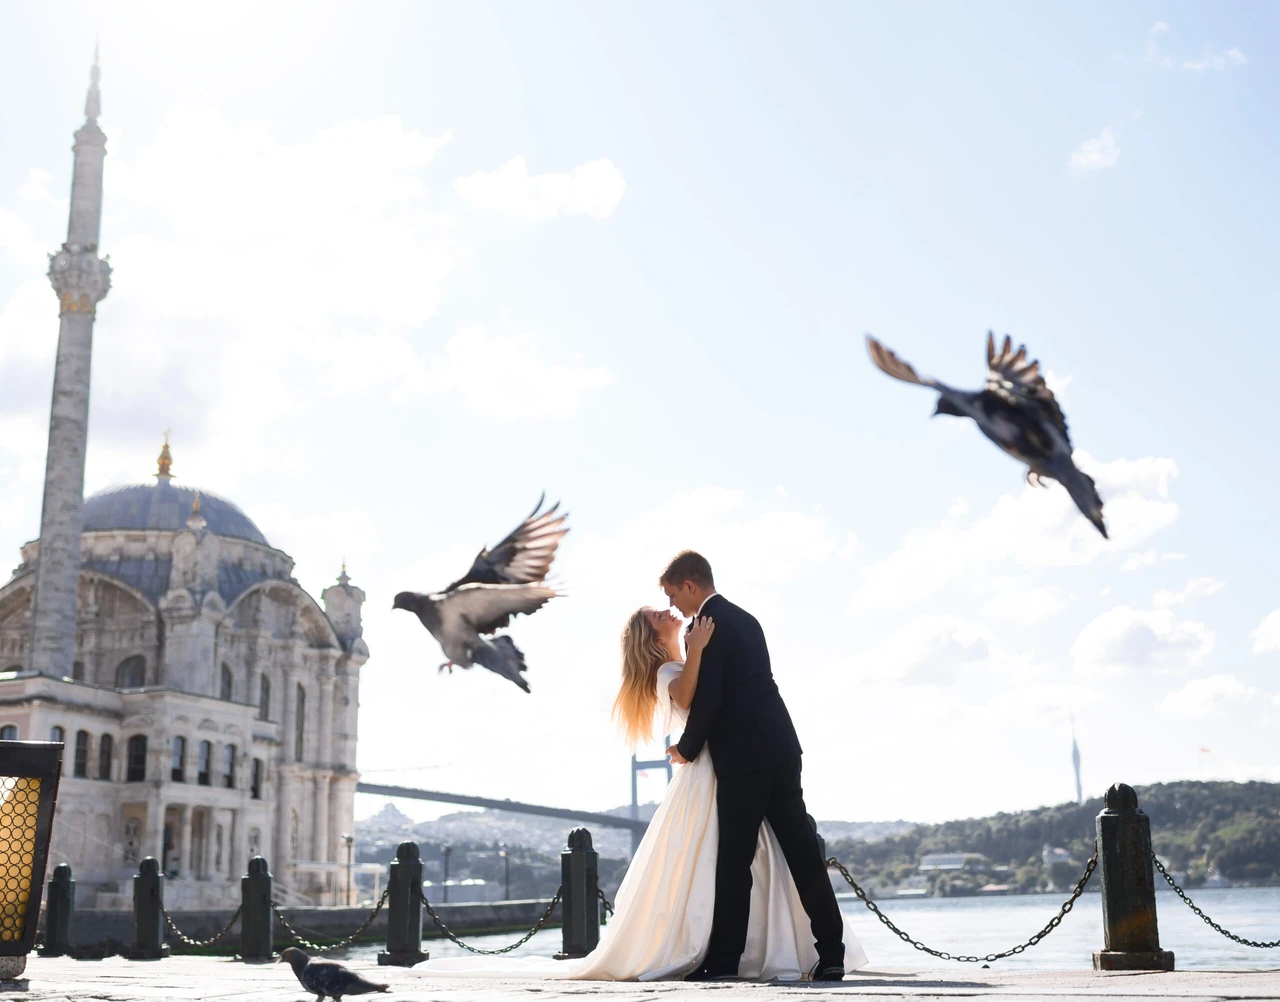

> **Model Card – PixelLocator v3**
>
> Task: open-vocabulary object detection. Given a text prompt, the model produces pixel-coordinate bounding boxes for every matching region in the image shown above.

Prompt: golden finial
[338,558,350,586]
[191,490,201,514]
[156,430,173,480]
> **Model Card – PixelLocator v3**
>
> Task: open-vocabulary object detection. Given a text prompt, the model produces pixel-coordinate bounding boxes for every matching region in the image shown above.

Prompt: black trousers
[705,755,844,972]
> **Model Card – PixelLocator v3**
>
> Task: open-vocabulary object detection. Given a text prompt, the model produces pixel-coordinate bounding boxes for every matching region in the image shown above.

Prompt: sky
[1,1,1277,828]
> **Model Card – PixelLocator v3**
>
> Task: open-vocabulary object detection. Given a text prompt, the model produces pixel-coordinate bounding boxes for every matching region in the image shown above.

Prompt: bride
[415,607,868,981]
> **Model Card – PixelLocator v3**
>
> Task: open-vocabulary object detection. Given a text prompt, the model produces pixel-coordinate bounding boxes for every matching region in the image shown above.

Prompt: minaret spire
[29,49,113,676]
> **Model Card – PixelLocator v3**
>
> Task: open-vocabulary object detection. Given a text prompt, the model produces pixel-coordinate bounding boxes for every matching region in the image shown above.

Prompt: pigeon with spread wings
[393,496,568,692]
[866,333,1107,538]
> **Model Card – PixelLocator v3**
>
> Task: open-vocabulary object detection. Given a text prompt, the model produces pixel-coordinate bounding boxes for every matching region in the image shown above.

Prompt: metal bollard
[378,842,428,967]
[240,856,274,960]
[38,863,74,957]
[554,828,599,960]
[1093,783,1175,971]
[129,856,170,959]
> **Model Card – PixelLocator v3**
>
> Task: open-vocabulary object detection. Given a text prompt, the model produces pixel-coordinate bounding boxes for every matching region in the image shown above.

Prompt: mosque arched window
[220,663,234,701]
[171,736,187,782]
[74,730,90,777]
[197,741,212,786]
[72,661,85,681]
[126,735,147,782]
[223,745,236,788]
[294,684,306,762]
[98,734,114,780]
[259,674,271,720]
[115,655,145,688]
[0,725,16,740]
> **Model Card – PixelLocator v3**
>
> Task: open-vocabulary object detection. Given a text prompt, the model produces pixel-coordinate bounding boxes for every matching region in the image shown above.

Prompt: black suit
[676,595,844,973]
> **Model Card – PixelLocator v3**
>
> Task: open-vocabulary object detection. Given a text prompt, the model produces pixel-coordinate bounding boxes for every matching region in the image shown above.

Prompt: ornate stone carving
[47,244,111,314]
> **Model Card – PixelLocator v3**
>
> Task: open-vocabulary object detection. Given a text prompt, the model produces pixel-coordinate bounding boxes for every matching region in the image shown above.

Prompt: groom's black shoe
[808,960,845,982]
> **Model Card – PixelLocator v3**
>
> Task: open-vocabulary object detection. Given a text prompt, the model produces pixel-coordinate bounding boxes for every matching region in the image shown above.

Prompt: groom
[661,550,845,982]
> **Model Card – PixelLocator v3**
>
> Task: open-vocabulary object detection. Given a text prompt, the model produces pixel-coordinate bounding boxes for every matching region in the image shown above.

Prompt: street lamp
[498,843,510,900]
[341,833,354,906]
[442,844,452,904]
[0,739,64,981]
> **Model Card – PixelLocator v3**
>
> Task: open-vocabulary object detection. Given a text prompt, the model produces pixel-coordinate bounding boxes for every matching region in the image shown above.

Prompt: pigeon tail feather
[473,634,532,693]
[1055,463,1108,539]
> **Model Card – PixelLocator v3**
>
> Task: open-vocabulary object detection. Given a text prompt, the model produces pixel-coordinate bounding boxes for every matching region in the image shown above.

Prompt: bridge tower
[630,736,672,854]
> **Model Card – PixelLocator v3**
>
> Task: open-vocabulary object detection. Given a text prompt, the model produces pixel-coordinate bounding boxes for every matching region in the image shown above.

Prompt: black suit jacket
[675,594,802,777]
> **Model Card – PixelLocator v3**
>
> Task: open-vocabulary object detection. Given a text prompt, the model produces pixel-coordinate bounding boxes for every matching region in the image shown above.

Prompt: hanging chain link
[825,845,1098,964]
[160,904,242,949]
[271,887,389,953]
[597,887,614,922]
[1151,853,1280,949]
[419,885,562,955]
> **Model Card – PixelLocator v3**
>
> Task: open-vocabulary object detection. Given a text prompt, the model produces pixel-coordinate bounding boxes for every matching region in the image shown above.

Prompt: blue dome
[83,480,270,546]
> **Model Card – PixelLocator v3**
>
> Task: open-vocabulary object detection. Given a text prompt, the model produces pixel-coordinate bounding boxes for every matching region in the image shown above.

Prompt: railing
[35,782,1277,971]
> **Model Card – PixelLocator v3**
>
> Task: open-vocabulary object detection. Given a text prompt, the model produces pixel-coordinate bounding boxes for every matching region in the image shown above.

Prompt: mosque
[0,54,367,908]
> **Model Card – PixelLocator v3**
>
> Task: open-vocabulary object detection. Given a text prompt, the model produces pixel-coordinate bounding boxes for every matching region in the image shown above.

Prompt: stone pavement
[7,957,1280,1001]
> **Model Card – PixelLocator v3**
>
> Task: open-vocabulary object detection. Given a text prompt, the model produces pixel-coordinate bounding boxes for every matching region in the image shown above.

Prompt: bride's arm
[669,617,715,710]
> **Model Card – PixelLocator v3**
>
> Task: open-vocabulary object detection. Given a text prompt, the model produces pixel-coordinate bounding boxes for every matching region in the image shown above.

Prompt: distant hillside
[826,781,1280,896]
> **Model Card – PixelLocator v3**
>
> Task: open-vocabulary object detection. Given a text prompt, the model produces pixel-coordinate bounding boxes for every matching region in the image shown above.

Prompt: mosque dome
[80,436,270,546]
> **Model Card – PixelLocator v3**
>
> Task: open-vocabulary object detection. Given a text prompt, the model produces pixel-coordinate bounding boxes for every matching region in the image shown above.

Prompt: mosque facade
[0,55,366,908]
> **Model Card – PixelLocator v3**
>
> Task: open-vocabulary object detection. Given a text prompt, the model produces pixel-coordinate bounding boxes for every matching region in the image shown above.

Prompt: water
[343,886,1280,971]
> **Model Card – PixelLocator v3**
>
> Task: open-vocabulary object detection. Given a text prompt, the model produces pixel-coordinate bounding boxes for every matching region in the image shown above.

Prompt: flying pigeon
[393,495,568,692]
[866,332,1107,538]
[279,947,389,1001]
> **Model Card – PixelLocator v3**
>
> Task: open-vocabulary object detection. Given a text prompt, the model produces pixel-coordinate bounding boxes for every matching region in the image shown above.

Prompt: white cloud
[1153,577,1225,608]
[1159,674,1255,717]
[1151,22,1170,35]
[1184,48,1249,72]
[848,454,1178,616]
[424,326,613,420]
[981,586,1067,625]
[1070,128,1120,172]
[860,615,996,685]
[455,156,626,221]
[1072,605,1213,678]
[1251,610,1280,655]
[1120,550,1185,572]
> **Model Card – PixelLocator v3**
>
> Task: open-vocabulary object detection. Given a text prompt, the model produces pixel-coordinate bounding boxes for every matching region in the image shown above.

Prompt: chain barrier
[1151,853,1280,949]
[419,885,563,955]
[271,887,389,953]
[160,903,242,949]
[598,887,614,923]
[825,845,1098,964]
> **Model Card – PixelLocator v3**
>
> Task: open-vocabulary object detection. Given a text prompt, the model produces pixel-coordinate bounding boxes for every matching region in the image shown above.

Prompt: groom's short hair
[660,550,715,590]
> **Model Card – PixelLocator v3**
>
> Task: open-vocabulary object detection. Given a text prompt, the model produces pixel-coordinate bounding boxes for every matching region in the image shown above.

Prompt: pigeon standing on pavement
[393,495,568,692]
[866,332,1108,538]
[279,947,389,1001]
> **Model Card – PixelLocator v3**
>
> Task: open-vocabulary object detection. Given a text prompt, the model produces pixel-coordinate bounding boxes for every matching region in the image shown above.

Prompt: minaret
[1071,716,1083,806]
[29,48,113,676]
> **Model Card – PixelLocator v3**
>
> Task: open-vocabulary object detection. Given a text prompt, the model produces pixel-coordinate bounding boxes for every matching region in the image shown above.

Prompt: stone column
[29,57,112,678]
[179,806,193,878]
[144,791,165,862]
[312,773,330,864]
[317,673,334,767]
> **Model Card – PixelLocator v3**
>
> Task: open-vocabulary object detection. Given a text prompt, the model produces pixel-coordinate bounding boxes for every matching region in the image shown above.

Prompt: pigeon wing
[439,583,558,637]
[984,332,1072,446]
[445,495,569,591]
[866,335,943,389]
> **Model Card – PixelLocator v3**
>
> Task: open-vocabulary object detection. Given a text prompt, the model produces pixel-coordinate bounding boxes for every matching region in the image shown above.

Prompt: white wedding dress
[413,662,868,982]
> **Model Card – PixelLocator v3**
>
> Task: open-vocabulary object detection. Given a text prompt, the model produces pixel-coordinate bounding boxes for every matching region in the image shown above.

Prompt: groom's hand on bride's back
[667,745,689,765]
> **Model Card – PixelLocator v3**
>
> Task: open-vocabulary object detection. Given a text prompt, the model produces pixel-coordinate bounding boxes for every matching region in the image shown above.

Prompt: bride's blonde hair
[613,609,669,747]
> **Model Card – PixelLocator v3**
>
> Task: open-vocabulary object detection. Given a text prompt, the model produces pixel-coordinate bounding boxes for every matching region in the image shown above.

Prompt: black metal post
[378,842,428,967]
[499,845,511,899]
[38,863,74,957]
[240,856,274,960]
[342,834,354,907]
[442,844,451,904]
[129,856,169,959]
[1093,783,1175,971]
[554,828,599,960]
